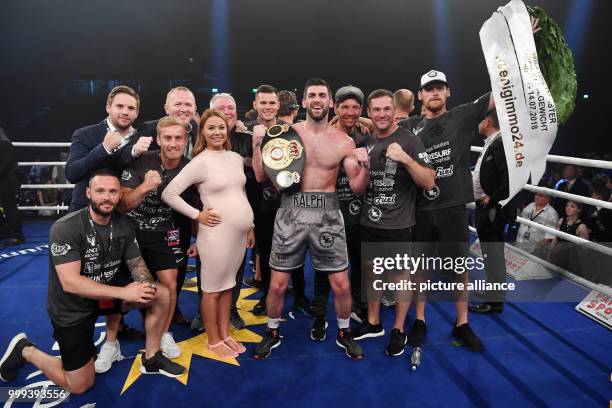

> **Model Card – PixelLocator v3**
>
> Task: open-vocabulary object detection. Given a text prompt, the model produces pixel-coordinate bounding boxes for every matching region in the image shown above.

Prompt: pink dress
[162,149,253,292]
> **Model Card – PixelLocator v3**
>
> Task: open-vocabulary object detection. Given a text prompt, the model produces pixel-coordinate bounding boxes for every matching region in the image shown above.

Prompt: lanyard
[87,208,114,265]
[530,207,545,222]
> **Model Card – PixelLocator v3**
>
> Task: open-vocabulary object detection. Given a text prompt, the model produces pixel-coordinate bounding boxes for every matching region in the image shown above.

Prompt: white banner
[470,240,554,280]
[575,290,612,330]
[480,0,558,206]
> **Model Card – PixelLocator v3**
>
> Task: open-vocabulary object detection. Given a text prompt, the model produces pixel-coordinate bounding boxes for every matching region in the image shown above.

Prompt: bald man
[393,89,415,124]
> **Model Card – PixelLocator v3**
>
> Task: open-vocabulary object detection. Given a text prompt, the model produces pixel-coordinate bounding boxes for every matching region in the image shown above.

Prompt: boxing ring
[1,141,610,407]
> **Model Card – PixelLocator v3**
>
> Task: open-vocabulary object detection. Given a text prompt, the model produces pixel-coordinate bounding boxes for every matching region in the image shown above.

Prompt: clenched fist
[252,124,267,148]
[132,136,153,157]
[353,147,370,169]
[103,130,123,152]
[142,170,162,192]
[386,143,408,163]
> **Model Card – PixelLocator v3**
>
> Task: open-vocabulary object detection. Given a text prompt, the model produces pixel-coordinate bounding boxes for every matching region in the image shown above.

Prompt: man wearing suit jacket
[134,86,198,159]
[65,86,152,373]
[470,110,516,314]
[66,86,152,211]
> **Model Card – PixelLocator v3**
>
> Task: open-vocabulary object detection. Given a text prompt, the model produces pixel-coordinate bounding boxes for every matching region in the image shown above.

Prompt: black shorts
[414,205,469,260]
[136,230,186,272]
[51,313,98,371]
[360,225,414,243]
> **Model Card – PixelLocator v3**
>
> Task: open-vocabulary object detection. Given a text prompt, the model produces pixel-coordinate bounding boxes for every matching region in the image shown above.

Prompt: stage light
[212,88,219,93]
[252,88,257,93]
[583,94,589,99]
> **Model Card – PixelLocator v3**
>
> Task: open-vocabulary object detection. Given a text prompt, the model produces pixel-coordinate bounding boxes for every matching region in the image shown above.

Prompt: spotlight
[583,94,589,99]
[212,88,219,93]
[252,88,257,93]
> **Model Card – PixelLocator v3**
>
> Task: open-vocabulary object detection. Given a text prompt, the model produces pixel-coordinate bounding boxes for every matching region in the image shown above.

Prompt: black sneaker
[385,328,407,356]
[139,351,186,377]
[230,309,246,330]
[243,276,264,290]
[406,319,427,347]
[310,316,328,341]
[253,328,281,359]
[336,329,363,360]
[0,333,35,382]
[251,298,267,316]
[294,297,315,317]
[452,323,484,352]
[352,321,385,340]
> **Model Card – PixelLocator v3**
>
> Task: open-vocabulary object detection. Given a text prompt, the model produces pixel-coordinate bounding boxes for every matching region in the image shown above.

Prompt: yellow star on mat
[120,287,266,395]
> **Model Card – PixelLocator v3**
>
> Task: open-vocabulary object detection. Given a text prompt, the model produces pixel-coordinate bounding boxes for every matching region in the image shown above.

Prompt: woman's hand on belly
[197,208,222,227]
[247,227,255,248]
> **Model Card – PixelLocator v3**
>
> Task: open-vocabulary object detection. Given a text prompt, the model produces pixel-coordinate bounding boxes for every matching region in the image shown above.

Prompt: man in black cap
[398,70,495,352]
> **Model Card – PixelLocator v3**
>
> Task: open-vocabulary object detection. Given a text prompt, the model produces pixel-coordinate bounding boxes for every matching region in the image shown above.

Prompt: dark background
[1,0,610,160]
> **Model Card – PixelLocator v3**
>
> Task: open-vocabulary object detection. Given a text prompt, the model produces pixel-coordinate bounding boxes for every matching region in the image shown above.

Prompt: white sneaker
[161,332,181,359]
[95,341,123,374]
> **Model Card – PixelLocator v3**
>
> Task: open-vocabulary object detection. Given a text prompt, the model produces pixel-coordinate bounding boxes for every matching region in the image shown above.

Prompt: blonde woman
[162,109,254,358]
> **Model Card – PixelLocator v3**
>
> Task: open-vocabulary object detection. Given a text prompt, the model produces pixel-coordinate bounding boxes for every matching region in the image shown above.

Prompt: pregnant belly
[205,197,253,230]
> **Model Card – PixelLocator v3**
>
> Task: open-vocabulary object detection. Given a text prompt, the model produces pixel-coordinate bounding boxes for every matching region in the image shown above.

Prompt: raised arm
[118,170,162,213]
[343,140,370,195]
[251,125,268,182]
[386,142,435,190]
[65,129,119,183]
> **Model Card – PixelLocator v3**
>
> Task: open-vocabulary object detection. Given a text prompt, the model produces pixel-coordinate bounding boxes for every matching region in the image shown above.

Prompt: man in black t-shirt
[0,170,185,394]
[398,70,494,352]
[119,117,193,361]
[351,89,435,357]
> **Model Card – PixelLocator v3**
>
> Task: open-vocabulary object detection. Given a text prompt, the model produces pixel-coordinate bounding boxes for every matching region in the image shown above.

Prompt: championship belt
[261,123,305,192]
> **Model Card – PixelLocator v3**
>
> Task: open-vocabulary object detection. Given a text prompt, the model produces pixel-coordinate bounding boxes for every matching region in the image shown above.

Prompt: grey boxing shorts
[269,192,349,274]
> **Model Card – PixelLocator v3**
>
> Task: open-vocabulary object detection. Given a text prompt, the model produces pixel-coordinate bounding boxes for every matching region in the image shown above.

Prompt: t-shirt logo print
[423,185,441,201]
[368,206,382,222]
[319,232,334,248]
[349,199,361,215]
[50,242,71,257]
[86,235,96,247]
[121,170,132,181]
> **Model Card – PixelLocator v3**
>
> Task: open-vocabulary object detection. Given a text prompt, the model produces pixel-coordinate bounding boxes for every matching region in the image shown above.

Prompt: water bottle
[382,159,397,186]
[410,347,422,371]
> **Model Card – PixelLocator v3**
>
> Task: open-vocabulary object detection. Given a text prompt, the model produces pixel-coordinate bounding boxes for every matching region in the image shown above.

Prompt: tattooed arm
[126,256,155,285]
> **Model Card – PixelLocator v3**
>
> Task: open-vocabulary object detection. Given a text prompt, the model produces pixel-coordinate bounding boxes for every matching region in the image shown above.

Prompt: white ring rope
[12,142,71,147]
[18,162,65,166]
[468,225,612,297]
[471,146,612,170]
[11,142,612,258]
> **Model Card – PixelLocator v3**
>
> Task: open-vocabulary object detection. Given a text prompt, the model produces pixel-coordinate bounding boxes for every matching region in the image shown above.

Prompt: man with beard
[351,90,434,357]
[252,78,370,360]
[0,170,185,394]
[65,85,152,355]
[398,70,494,352]
[244,85,312,318]
[310,85,368,342]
